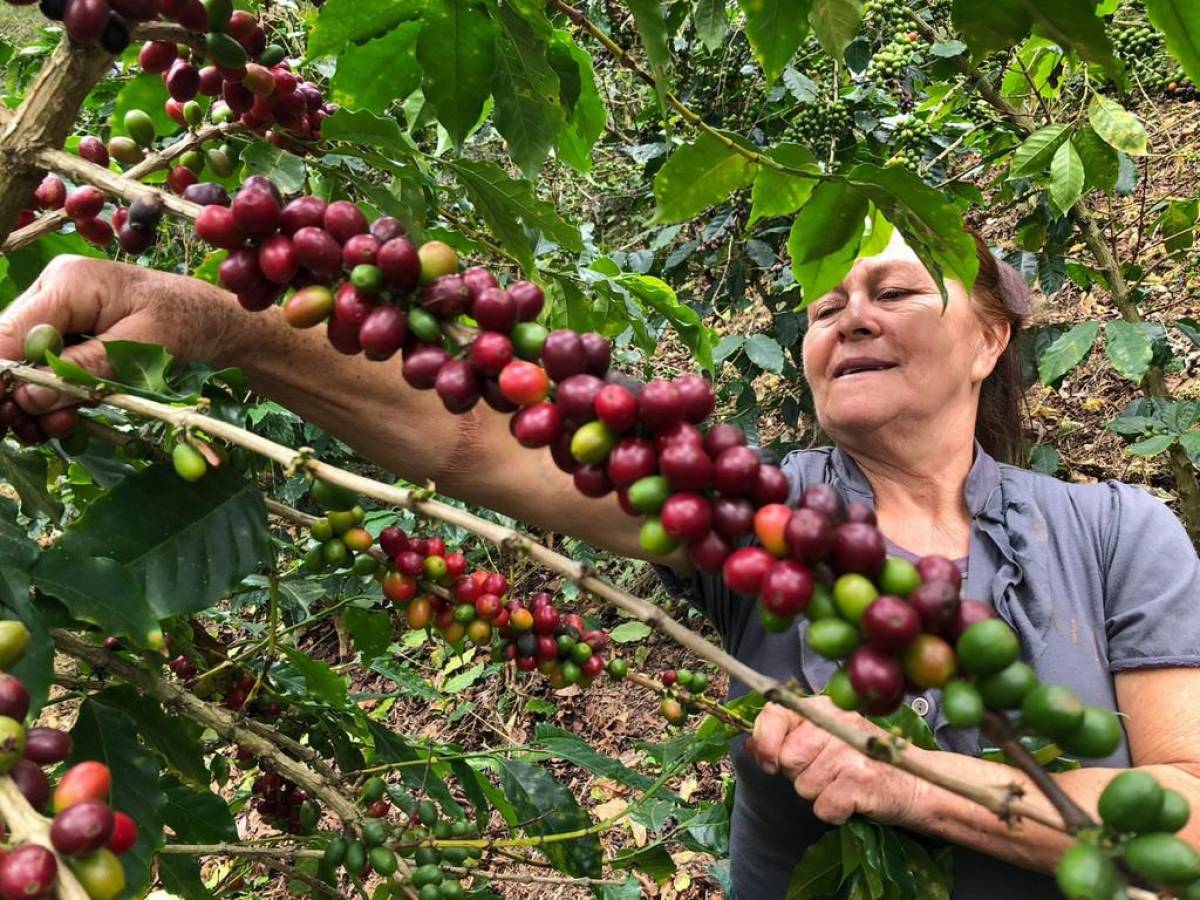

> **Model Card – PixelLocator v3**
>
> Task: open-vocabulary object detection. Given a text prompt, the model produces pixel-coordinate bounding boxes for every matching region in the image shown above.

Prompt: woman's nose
[837,294,881,339]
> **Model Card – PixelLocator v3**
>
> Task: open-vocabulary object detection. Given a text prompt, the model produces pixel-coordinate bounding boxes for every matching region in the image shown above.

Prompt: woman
[2,231,1199,900]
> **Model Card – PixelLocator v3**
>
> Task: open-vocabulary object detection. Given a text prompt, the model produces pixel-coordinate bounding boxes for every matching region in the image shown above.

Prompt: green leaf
[737,0,813,87]
[1072,126,1119,193]
[366,721,464,818]
[333,21,422,114]
[69,699,164,895]
[345,606,392,660]
[611,272,716,372]
[0,505,51,718]
[92,686,208,784]
[307,0,424,60]
[44,349,102,386]
[749,143,818,226]
[786,828,844,897]
[444,663,485,693]
[1009,125,1070,178]
[1148,0,1200,87]
[952,0,1028,56]
[626,0,672,73]
[160,775,238,842]
[44,463,269,618]
[1129,433,1175,457]
[32,553,161,648]
[533,725,672,796]
[930,39,968,57]
[104,340,173,395]
[282,647,349,708]
[1048,138,1084,212]
[111,72,180,142]
[1104,320,1154,382]
[417,0,496,144]
[1155,199,1197,253]
[451,158,581,273]
[553,31,607,172]
[499,758,602,876]
[843,164,980,293]
[789,180,868,302]
[321,108,414,156]
[608,621,652,643]
[1028,443,1061,475]
[492,5,565,176]
[809,0,862,59]
[744,334,785,373]
[0,444,62,522]
[239,142,306,195]
[1087,95,1148,156]
[654,131,758,223]
[694,0,728,52]
[1037,321,1099,386]
[1177,317,1200,347]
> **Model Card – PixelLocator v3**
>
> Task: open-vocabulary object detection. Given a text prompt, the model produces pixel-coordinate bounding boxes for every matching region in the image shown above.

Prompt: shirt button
[911,697,930,717]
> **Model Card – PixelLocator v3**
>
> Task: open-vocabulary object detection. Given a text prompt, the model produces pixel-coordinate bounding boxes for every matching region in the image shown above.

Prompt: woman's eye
[815,304,841,319]
[879,289,907,300]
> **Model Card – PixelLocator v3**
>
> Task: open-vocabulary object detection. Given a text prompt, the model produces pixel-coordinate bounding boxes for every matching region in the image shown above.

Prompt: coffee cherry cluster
[248,764,319,836]
[0,621,137,900]
[323,787,477,896]
[299,480,378,577]
[783,100,854,151]
[776,498,1121,751]
[1113,23,1194,97]
[375,520,626,691]
[863,0,909,32]
[884,116,932,173]
[1058,771,1200,899]
[656,667,712,725]
[867,32,920,81]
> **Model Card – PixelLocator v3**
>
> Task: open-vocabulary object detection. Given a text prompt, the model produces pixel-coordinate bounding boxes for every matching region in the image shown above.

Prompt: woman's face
[801,231,1007,444]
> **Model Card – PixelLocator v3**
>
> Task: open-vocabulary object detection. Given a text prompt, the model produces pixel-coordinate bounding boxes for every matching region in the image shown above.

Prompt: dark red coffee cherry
[712,496,755,538]
[50,800,115,856]
[23,728,72,766]
[0,845,57,899]
[195,205,244,250]
[861,595,920,651]
[848,645,905,715]
[400,346,450,390]
[916,555,962,594]
[359,306,407,362]
[508,281,544,321]
[831,523,886,575]
[182,182,230,207]
[9,758,50,811]
[378,237,421,289]
[704,423,745,458]
[784,508,834,564]
[435,360,481,413]
[323,200,367,243]
[63,0,110,44]
[231,187,281,240]
[638,380,685,433]
[291,227,342,277]
[511,403,562,448]
[258,235,299,284]
[540,330,585,382]
[279,196,327,235]
[908,580,961,634]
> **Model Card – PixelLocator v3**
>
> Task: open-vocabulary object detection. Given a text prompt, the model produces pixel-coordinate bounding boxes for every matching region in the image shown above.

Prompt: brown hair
[967,228,1030,466]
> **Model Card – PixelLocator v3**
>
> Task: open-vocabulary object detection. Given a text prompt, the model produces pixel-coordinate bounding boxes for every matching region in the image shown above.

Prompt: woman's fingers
[750,703,803,775]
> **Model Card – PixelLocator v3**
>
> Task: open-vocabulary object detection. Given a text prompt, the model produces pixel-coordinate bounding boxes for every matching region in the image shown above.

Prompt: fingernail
[16,385,61,413]
[762,762,777,775]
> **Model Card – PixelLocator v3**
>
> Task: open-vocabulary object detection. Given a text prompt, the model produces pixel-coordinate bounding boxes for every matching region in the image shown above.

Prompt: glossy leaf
[1009,125,1070,178]
[1072,126,1119,193]
[694,0,728,52]
[104,340,173,396]
[749,143,819,226]
[789,180,867,302]
[92,686,207,785]
[499,758,602,876]
[626,0,672,73]
[281,647,349,708]
[1105,321,1154,383]
[1149,0,1200,86]
[417,0,495,145]
[44,463,269,618]
[69,699,164,896]
[333,21,422,114]
[744,334,785,373]
[1129,433,1175,457]
[654,131,759,224]
[451,158,581,274]
[1037,321,1099,386]
[160,774,239,842]
[0,444,61,522]
[492,5,565,175]
[1048,138,1084,212]
[1088,95,1148,156]
[239,142,306,195]
[306,0,424,60]
[737,0,813,87]
[32,553,160,648]
[809,0,863,59]
[553,31,607,172]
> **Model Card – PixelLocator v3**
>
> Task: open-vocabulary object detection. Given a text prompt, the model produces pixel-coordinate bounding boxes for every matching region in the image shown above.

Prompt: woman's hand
[745,698,929,827]
[0,255,245,413]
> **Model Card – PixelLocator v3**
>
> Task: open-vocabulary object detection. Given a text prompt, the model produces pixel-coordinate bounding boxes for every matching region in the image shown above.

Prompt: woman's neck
[837,426,976,558]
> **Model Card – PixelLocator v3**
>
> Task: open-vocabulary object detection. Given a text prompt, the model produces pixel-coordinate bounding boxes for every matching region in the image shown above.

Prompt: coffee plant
[0,0,1195,898]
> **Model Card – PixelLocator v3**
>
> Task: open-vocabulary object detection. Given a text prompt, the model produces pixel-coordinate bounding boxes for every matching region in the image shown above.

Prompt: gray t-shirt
[658,442,1200,899]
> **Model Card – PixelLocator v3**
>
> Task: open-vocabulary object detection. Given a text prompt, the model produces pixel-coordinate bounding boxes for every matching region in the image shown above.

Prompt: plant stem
[5,362,1072,836]
[979,712,1095,833]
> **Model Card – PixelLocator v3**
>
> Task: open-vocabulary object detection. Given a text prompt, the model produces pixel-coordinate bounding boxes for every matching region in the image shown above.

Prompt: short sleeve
[1103,482,1200,670]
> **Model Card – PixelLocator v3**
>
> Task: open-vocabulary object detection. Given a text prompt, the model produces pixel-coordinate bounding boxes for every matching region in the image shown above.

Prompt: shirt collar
[829,439,1003,518]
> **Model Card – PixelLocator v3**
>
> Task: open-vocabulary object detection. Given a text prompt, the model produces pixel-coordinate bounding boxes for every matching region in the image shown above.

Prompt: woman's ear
[970,317,1011,385]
